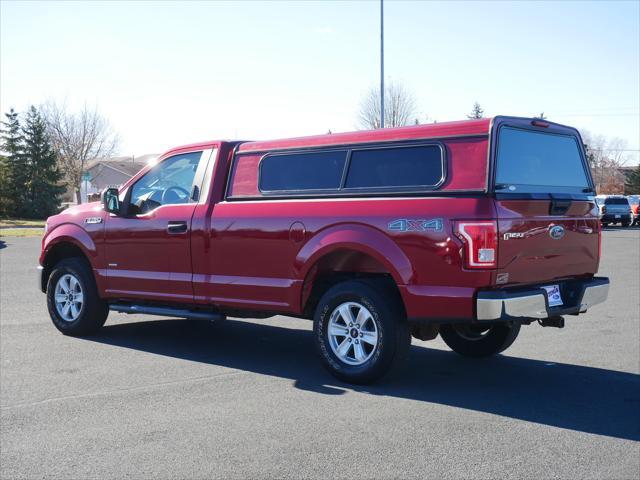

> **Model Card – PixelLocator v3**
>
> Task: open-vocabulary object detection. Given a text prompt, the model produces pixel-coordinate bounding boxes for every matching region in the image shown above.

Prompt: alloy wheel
[328,302,379,365]
[54,274,84,322]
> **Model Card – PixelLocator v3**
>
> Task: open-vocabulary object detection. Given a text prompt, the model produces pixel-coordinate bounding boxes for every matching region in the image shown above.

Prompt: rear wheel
[313,280,410,384]
[46,258,109,336]
[440,322,520,358]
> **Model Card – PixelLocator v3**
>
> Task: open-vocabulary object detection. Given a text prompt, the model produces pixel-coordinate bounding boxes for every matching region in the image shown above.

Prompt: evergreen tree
[22,106,64,218]
[625,164,640,195]
[0,154,11,217]
[467,102,484,119]
[0,109,26,216]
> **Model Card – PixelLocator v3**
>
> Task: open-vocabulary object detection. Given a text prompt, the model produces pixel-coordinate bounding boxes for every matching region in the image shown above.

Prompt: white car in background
[595,195,607,218]
[628,195,639,225]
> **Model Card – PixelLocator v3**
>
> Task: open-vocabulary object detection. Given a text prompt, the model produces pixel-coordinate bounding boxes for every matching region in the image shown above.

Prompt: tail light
[454,221,498,269]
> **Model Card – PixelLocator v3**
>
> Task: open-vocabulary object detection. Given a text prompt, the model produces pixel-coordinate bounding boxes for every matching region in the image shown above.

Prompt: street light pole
[380,0,385,129]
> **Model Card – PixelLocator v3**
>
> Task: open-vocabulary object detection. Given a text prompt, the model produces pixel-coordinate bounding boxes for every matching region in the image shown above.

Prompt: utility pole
[380,0,384,129]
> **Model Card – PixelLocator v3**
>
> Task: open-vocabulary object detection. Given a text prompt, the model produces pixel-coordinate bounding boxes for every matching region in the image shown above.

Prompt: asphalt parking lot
[1,229,639,479]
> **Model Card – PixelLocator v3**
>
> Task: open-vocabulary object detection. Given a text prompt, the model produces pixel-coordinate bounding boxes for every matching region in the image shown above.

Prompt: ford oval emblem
[549,225,565,240]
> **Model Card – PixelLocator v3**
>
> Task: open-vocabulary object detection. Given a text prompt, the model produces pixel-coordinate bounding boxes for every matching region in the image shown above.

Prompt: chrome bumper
[578,282,610,313]
[476,277,610,321]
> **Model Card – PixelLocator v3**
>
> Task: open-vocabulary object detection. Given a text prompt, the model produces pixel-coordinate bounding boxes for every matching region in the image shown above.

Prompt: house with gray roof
[80,154,158,203]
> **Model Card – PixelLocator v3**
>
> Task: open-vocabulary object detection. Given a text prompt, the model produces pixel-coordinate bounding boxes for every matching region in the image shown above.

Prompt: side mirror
[103,187,121,215]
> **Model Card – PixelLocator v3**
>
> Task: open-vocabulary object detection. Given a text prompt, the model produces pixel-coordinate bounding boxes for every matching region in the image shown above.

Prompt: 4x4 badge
[388,218,443,232]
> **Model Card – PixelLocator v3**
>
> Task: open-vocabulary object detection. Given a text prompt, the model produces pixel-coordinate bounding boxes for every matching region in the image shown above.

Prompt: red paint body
[40,116,601,322]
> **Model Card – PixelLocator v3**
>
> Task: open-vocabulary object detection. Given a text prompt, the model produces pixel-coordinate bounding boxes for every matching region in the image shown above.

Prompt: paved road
[1,230,639,479]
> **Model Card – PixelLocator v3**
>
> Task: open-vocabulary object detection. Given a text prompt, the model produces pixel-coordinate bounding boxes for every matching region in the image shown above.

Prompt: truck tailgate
[495,198,599,285]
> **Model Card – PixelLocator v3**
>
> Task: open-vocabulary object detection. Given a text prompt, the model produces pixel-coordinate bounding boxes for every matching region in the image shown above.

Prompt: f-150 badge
[388,218,443,232]
[503,232,525,240]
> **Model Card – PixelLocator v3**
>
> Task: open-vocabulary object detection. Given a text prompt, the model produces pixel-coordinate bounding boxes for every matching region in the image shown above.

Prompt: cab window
[129,151,203,215]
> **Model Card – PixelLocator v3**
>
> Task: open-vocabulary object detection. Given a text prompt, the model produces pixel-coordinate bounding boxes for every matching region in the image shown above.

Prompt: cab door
[104,149,213,302]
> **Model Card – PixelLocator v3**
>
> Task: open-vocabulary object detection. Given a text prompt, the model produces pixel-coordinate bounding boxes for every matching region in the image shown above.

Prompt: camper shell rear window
[495,126,590,194]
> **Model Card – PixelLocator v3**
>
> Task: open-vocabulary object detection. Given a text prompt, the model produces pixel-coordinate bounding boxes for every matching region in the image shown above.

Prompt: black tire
[439,322,521,358]
[46,257,109,336]
[313,280,410,384]
[622,221,631,228]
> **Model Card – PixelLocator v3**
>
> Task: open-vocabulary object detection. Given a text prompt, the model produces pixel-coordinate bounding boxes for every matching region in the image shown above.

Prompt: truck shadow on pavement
[87,317,640,442]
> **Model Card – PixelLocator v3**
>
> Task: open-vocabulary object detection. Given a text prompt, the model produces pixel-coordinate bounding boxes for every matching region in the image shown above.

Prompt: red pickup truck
[38,116,610,383]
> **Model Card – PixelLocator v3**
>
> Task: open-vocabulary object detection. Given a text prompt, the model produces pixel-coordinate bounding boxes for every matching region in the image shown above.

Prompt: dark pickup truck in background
[38,116,610,383]
[600,196,634,227]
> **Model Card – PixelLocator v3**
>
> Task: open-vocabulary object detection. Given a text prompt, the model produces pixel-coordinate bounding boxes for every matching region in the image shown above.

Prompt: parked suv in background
[601,196,633,227]
[38,116,610,384]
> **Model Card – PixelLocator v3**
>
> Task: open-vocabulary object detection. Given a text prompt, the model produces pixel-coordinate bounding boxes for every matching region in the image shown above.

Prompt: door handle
[167,221,188,234]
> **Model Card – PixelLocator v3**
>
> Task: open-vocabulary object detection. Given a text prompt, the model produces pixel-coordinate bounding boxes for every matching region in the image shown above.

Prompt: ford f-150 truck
[38,116,610,384]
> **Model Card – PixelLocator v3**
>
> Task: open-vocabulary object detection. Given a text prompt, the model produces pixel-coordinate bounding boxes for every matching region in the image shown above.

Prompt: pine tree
[0,154,11,217]
[467,102,484,119]
[22,106,64,218]
[0,109,26,217]
[624,164,640,195]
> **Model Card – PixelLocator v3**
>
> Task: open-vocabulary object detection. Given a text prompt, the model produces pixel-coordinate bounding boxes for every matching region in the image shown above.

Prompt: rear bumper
[601,213,631,223]
[476,277,609,321]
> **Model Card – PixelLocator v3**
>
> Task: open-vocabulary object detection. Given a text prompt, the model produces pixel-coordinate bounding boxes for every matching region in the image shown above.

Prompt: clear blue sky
[1,0,639,164]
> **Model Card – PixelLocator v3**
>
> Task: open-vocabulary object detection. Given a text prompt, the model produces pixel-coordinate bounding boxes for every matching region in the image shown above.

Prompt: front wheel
[439,322,521,358]
[46,258,109,336]
[313,280,410,384]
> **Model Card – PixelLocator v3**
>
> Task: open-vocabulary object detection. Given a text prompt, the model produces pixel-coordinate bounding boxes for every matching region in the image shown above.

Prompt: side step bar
[109,303,224,321]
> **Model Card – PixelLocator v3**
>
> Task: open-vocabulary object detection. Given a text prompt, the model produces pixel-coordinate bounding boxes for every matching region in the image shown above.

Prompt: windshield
[605,197,629,205]
[495,127,590,194]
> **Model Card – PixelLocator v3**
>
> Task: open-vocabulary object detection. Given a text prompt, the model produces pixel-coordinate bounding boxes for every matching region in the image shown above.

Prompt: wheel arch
[40,226,98,292]
[296,224,411,317]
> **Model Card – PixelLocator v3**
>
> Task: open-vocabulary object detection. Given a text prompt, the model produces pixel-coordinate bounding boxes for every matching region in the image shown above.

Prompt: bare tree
[467,102,485,119]
[357,81,417,129]
[42,100,119,203]
[582,130,630,194]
